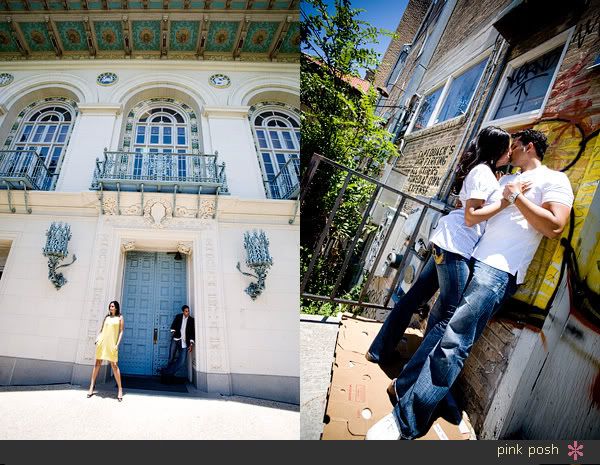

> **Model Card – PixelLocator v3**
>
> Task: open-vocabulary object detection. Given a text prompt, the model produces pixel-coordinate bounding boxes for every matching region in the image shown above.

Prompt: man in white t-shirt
[367,129,574,440]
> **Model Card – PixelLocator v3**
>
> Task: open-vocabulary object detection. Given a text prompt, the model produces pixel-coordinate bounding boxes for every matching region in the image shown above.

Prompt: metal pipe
[116,182,121,215]
[172,185,178,217]
[140,183,144,216]
[300,171,353,295]
[4,180,15,213]
[358,196,407,305]
[329,185,382,300]
[21,181,31,214]
[301,293,393,311]
[382,206,428,307]
[212,186,220,220]
[196,185,202,219]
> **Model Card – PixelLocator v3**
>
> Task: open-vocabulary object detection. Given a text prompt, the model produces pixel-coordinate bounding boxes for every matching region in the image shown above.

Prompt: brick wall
[429,0,512,71]
[374,0,432,91]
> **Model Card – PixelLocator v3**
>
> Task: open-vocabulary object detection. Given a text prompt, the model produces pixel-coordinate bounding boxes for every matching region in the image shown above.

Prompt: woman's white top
[429,163,500,259]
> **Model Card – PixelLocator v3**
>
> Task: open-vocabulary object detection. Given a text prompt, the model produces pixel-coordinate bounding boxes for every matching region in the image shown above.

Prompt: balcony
[266,157,300,200]
[92,150,228,195]
[0,150,55,191]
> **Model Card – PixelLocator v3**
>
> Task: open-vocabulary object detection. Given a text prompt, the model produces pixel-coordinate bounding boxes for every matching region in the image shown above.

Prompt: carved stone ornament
[121,241,136,252]
[143,199,173,228]
[177,242,193,256]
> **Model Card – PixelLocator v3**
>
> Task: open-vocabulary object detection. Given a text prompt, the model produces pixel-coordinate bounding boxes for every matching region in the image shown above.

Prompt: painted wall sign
[398,144,456,196]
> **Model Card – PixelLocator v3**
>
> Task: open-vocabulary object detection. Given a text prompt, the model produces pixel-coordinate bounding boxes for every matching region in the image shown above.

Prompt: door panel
[120,252,156,375]
[120,251,187,376]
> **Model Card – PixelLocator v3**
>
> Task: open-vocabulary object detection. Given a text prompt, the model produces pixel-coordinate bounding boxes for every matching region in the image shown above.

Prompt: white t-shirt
[430,163,500,259]
[472,165,573,284]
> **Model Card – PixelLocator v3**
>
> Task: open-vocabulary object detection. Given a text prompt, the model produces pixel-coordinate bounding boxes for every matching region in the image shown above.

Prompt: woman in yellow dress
[87,301,124,401]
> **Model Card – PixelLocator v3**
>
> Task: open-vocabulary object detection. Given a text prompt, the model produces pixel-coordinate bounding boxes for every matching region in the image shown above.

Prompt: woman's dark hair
[451,125,510,195]
[108,300,121,317]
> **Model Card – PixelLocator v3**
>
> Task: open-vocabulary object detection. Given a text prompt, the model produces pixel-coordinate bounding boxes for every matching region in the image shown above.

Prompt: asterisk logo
[568,441,584,461]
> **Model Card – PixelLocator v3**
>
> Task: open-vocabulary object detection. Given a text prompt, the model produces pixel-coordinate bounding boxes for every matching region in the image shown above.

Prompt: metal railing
[267,157,300,200]
[0,150,55,191]
[91,149,228,194]
[301,152,447,311]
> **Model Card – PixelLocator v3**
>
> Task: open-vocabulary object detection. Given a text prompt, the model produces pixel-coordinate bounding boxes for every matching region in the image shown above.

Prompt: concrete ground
[300,314,340,440]
[0,383,299,440]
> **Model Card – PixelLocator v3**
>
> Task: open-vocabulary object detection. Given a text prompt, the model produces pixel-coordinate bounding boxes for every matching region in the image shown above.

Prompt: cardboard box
[321,313,475,440]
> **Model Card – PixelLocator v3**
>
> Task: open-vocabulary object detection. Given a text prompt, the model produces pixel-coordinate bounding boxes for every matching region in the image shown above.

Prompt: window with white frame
[252,108,300,199]
[387,44,411,87]
[411,57,489,132]
[492,47,563,121]
[7,101,75,188]
[485,30,570,126]
[131,104,190,179]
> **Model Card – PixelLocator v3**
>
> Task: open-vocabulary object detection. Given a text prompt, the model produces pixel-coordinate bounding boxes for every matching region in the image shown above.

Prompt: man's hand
[188,345,193,353]
[503,181,532,200]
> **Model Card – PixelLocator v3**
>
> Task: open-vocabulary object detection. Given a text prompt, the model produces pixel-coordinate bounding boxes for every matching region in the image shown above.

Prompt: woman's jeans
[393,259,518,439]
[366,254,438,363]
[393,245,471,391]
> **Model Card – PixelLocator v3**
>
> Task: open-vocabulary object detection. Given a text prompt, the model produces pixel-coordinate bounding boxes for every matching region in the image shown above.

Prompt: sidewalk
[0,383,299,440]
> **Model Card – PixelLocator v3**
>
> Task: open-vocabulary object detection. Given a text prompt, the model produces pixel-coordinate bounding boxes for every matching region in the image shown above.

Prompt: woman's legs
[111,362,123,398]
[393,246,471,399]
[88,359,102,395]
[367,255,438,363]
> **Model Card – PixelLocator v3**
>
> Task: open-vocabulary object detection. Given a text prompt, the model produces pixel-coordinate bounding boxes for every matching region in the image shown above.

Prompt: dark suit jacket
[170,313,195,346]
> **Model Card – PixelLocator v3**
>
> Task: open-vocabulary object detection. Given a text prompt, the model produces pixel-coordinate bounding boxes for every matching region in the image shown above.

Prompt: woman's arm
[116,317,124,349]
[464,198,509,227]
[464,181,532,227]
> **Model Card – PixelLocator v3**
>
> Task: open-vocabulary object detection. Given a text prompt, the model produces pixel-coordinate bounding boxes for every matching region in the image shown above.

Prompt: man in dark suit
[161,305,195,380]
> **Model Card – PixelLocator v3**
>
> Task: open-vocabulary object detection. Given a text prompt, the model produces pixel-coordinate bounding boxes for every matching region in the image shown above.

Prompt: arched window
[133,106,189,153]
[121,100,201,181]
[3,100,76,189]
[251,106,300,199]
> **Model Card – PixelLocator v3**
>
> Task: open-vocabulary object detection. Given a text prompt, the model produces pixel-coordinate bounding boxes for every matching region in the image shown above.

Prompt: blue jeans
[163,339,188,376]
[393,259,518,439]
[393,245,471,398]
[367,254,438,363]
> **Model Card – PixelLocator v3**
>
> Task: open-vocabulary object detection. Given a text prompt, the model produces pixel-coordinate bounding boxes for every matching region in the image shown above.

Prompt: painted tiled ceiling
[0,0,299,60]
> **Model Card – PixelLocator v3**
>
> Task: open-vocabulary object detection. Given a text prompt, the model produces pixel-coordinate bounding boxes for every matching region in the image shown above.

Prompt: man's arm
[170,314,178,332]
[504,182,571,238]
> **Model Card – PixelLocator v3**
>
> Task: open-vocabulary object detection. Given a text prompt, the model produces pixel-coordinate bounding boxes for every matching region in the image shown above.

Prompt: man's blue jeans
[367,254,438,363]
[163,339,188,376]
[393,259,518,439]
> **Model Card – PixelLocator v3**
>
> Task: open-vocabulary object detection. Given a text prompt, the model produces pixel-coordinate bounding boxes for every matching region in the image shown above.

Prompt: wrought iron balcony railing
[0,150,55,191]
[92,149,228,195]
[266,157,300,200]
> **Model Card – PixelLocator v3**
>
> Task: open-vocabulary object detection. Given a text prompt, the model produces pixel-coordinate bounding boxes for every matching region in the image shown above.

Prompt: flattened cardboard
[321,313,475,440]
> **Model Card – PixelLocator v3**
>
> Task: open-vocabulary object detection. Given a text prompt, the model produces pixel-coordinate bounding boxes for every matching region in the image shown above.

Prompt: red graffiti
[543,49,596,131]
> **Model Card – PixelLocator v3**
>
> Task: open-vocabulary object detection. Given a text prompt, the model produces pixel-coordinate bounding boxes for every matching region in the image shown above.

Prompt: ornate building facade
[0,1,300,404]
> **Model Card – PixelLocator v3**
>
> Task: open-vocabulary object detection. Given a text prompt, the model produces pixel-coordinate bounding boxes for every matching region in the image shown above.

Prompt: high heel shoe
[117,391,123,402]
[87,385,95,398]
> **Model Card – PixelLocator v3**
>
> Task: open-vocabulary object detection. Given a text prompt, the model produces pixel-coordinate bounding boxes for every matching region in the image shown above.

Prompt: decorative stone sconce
[236,230,273,300]
[42,222,77,290]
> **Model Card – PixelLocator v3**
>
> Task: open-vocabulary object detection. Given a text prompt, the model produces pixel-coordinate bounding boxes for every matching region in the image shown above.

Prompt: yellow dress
[95,316,121,362]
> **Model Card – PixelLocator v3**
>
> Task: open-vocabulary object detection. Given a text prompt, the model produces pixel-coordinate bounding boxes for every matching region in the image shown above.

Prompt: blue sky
[302,0,409,78]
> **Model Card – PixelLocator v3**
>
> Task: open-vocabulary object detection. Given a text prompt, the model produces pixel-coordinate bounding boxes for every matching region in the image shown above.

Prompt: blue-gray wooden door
[120,251,187,376]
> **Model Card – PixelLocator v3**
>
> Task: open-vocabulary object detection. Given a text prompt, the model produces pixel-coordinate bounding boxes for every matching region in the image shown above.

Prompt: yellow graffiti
[513,121,600,309]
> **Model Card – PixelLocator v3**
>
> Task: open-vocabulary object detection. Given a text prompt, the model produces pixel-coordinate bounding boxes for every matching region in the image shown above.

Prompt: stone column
[56,104,122,192]
[204,106,266,200]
